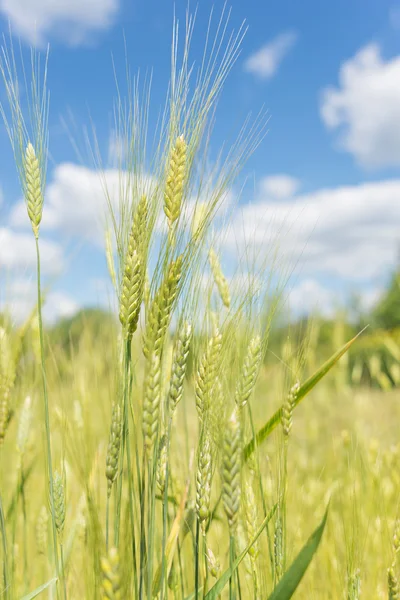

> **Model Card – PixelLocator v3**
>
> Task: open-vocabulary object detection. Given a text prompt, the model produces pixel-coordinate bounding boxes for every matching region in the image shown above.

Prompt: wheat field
[0,8,399,600]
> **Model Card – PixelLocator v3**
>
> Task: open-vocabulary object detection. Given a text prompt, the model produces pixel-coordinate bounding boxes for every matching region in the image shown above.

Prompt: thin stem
[139,453,147,600]
[124,339,139,598]
[106,494,110,553]
[160,418,173,600]
[195,519,200,600]
[35,237,60,587]
[0,490,10,600]
[229,535,236,600]
[60,543,67,600]
[247,403,274,579]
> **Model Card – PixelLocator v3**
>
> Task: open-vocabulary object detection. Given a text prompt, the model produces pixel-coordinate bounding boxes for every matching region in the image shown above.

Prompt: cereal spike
[142,352,161,453]
[169,321,192,414]
[195,328,222,421]
[196,433,213,535]
[157,433,168,494]
[209,248,230,308]
[281,381,300,438]
[24,143,43,237]
[143,255,183,358]
[221,409,241,532]
[164,135,186,228]
[389,567,400,600]
[36,505,48,556]
[105,403,122,497]
[235,336,262,409]
[101,547,121,599]
[53,471,66,540]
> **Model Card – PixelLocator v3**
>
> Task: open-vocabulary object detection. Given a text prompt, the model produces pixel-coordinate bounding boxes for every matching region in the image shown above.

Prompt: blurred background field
[2,264,400,598]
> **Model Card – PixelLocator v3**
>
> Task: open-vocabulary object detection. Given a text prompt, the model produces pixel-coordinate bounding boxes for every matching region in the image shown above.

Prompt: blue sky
[1,0,400,322]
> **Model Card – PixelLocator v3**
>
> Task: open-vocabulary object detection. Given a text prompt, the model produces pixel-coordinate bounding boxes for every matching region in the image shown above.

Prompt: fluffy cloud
[0,0,119,46]
[10,163,121,243]
[223,177,400,282]
[1,278,79,323]
[0,227,64,275]
[260,175,300,200]
[321,43,400,168]
[244,31,297,80]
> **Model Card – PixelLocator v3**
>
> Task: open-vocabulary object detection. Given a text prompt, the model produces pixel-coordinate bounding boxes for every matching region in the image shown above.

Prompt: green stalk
[247,403,274,579]
[229,535,235,600]
[0,490,10,600]
[60,543,67,600]
[106,495,110,553]
[20,463,29,592]
[35,237,60,588]
[124,339,139,598]
[147,454,158,600]
[195,518,200,600]
[139,454,147,600]
[159,415,173,599]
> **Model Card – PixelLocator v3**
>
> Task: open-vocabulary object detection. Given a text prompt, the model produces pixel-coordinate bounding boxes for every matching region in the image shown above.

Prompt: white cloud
[0,227,64,274]
[1,278,79,323]
[223,177,400,282]
[10,163,121,243]
[260,175,300,200]
[288,279,341,317]
[321,43,400,168]
[288,278,383,318]
[0,0,119,46]
[244,31,297,80]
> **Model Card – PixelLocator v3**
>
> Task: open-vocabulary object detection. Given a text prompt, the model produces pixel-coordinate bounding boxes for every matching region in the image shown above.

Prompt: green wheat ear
[101,547,121,600]
[164,135,187,229]
[24,142,44,238]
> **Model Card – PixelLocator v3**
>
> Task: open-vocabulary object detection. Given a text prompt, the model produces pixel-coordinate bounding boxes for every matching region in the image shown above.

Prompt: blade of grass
[203,502,277,600]
[244,330,365,460]
[266,504,329,600]
[20,577,58,600]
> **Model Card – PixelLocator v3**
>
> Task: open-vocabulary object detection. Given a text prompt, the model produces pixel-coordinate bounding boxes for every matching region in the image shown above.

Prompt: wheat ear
[24,143,44,238]
[36,505,48,556]
[143,255,183,358]
[235,335,262,409]
[195,328,222,421]
[101,547,121,600]
[221,409,241,532]
[105,403,122,497]
[196,433,213,535]
[53,470,66,541]
[142,352,161,453]
[389,567,400,600]
[281,381,300,439]
[209,248,230,308]
[164,135,186,229]
[169,321,192,414]
[119,195,148,338]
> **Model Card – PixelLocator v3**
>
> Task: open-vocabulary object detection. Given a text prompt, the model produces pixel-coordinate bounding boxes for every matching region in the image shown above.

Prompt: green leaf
[20,578,57,600]
[203,503,277,600]
[244,330,364,460]
[267,505,329,600]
